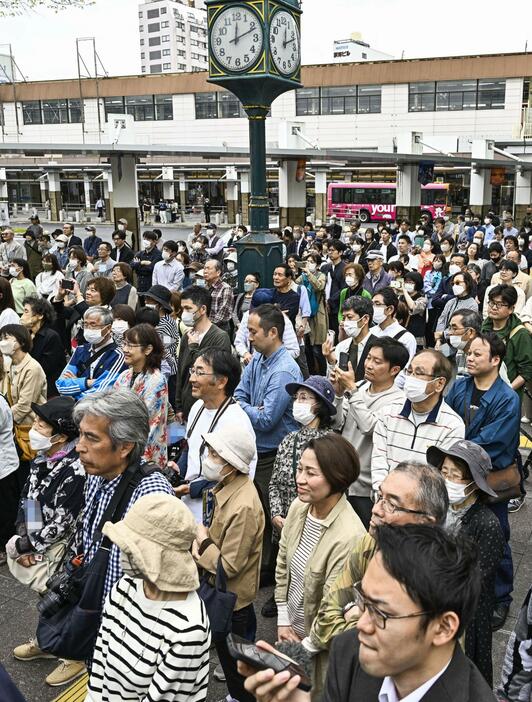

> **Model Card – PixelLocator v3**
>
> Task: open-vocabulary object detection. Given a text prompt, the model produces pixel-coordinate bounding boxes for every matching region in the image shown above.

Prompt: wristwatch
[343,389,355,400]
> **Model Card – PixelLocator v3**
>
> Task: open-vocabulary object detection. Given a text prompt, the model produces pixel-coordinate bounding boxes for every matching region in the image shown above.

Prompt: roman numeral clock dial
[211,6,264,72]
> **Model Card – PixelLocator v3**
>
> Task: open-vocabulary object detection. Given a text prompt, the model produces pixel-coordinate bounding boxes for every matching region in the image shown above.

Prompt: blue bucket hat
[250,287,275,308]
[285,375,337,415]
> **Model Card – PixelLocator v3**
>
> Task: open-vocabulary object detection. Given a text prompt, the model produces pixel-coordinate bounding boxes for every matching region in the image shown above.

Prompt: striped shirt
[371,398,465,491]
[284,513,323,639]
[87,577,210,702]
[79,468,174,598]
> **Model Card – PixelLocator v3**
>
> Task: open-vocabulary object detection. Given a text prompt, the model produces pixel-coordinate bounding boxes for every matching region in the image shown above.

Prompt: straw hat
[102,494,199,592]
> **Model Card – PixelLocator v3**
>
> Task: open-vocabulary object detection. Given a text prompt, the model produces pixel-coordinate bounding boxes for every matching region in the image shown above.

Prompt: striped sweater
[371,398,465,490]
[87,577,210,702]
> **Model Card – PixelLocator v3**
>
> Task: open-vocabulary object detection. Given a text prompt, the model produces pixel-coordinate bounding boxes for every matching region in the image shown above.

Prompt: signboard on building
[0,53,13,83]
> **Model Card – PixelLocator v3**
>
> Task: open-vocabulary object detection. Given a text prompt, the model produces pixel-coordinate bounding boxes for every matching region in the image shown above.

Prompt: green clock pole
[247,106,269,233]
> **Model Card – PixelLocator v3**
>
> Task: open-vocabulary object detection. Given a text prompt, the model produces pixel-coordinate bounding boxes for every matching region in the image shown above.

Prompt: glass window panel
[321,85,357,98]
[104,96,125,120]
[148,22,160,32]
[410,82,436,94]
[147,8,159,18]
[149,36,161,46]
[477,79,505,109]
[435,91,449,111]
[217,91,243,118]
[436,79,476,92]
[68,98,82,123]
[150,50,161,60]
[195,92,218,119]
[42,99,68,124]
[22,101,42,125]
[125,95,155,120]
[155,94,173,120]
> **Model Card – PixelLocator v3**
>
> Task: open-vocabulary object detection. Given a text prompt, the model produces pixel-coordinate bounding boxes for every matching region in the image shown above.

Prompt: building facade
[139,0,207,75]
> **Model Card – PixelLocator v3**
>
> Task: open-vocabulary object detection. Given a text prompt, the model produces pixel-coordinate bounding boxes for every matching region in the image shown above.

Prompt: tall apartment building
[139,0,208,74]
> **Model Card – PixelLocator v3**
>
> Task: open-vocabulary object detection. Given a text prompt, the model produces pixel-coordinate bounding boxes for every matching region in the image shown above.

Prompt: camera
[37,559,82,618]
[160,439,187,487]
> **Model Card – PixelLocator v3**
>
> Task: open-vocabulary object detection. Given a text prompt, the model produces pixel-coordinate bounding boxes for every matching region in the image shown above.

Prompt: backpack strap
[509,324,525,341]
[393,329,407,341]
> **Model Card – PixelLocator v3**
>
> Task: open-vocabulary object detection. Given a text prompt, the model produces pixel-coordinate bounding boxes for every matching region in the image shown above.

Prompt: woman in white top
[35,253,64,300]
[0,277,22,328]
[87,494,210,702]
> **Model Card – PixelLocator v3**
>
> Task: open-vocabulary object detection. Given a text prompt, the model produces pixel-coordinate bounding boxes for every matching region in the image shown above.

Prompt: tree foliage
[0,0,94,16]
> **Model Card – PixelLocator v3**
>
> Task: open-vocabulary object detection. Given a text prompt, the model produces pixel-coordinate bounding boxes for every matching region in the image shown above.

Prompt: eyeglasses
[487,300,509,310]
[372,491,429,517]
[445,327,470,335]
[122,341,143,349]
[353,582,433,630]
[404,367,437,379]
[189,368,215,377]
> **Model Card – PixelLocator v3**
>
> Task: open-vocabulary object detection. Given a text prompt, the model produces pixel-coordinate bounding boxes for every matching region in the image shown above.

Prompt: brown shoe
[13,639,55,661]
[45,659,86,687]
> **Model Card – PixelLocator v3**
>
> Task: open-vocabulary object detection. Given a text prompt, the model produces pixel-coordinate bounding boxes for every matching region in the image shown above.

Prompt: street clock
[207,0,302,105]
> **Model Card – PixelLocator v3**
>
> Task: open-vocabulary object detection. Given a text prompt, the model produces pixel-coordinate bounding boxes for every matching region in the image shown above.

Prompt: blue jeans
[489,501,513,606]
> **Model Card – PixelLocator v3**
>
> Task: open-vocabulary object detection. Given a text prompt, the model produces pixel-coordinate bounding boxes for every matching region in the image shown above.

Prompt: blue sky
[0,0,530,81]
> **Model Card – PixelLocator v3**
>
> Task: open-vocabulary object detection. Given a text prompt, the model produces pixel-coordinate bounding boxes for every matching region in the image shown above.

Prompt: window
[155,94,173,119]
[176,35,185,43]
[149,36,161,46]
[162,34,170,42]
[161,21,169,27]
[142,66,146,73]
[409,79,506,112]
[104,96,125,119]
[160,6,166,13]
[408,82,436,112]
[147,8,159,18]
[125,95,155,120]
[195,92,218,119]
[68,98,82,123]
[191,52,202,60]
[140,38,145,45]
[195,91,246,119]
[148,22,160,32]
[177,63,187,70]
[139,25,144,31]
[296,85,381,115]
[296,87,320,115]
[150,64,162,74]
[138,11,142,17]
[22,101,42,124]
[42,99,69,124]
[177,49,186,56]
[162,49,171,56]
[176,21,185,30]
[163,63,171,70]
[150,50,162,60]
[477,79,505,109]
[141,52,145,59]
[362,52,367,59]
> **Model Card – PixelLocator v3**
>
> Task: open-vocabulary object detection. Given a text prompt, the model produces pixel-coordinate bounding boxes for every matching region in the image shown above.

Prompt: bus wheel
[358,210,370,223]
[421,210,433,223]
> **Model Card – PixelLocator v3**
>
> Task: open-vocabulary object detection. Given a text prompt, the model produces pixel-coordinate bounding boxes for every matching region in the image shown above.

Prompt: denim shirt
[234,345,303,452]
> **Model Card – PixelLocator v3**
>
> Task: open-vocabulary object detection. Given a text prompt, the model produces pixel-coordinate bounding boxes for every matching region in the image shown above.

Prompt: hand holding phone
[338,351,349,372]
[61,279,74,291]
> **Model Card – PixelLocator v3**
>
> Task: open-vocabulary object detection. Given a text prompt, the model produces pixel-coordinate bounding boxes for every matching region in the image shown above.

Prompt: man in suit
[240,524,496,702]
[62,222,82,248]
[110,230,134,265]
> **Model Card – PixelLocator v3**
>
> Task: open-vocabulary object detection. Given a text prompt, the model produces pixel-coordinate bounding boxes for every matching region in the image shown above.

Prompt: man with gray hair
[12,389,174,687]
[56,306,126,400]
[203,257,234,334]
[305,462,449,653]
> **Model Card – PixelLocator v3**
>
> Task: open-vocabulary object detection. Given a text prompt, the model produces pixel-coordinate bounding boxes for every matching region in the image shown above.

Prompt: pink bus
[327,182,450,223]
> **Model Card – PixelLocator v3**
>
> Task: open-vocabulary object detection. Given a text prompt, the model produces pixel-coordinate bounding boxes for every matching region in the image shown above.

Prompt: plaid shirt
[78,466,173,598]
[209,279,233,324]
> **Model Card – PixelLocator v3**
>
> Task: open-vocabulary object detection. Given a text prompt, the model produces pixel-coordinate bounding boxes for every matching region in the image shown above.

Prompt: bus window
[421,189,434,206]
[332,188,342,204]
[433,192,447,205]
[381,189,396,205]
[352,188,367,205]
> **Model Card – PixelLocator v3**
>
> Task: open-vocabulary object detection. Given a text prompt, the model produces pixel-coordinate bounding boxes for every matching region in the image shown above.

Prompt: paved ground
[0,468,530,701]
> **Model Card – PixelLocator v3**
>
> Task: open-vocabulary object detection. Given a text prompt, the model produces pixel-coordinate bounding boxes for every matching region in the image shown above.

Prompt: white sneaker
[213,663,226,682]
[521,416,530,424]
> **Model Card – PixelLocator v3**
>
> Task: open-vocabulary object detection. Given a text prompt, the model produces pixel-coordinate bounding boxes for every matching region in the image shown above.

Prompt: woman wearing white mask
[336,262,372,325]
[192,424,264,702]
[427,441,504,686]
[63,246,91,295]
[399,271,428,349]
[9,259,37,314]
[114,324,168,469]
[110,304,135,349]
[434,271,478,349]
[296,254,328,375]
[87,494,210,702]
[6,396,84,592]
[110,262,138,310]
[232,272,260,328]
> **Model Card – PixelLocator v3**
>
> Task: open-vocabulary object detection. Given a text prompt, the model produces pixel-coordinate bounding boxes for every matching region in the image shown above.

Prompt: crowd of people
[0,207,531,702]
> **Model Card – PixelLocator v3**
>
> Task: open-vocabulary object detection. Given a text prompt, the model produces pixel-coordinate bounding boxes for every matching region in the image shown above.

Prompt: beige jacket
[196,473,264,610]
[5,354,47,425]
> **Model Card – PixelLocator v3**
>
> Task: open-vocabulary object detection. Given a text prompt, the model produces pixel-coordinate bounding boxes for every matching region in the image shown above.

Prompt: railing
[522,107,532,138]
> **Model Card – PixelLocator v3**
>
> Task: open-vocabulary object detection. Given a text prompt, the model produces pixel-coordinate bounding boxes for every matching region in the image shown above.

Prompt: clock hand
[229,26,256,43]
[283,37,296,48]
[234,21,238,45]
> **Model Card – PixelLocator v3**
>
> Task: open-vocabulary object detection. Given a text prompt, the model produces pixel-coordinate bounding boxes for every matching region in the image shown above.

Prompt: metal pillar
[395,132,422,223]
[314,170,327,226]
[470,140,494,216]
[47,172,62,222]
[110,155,140,250]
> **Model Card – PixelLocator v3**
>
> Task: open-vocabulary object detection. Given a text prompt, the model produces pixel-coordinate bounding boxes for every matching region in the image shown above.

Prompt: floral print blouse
[115,368,169,469]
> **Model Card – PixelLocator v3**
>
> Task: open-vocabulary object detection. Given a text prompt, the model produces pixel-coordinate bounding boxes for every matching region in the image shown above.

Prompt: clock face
[269,9,300,76]
[211,5,264,73]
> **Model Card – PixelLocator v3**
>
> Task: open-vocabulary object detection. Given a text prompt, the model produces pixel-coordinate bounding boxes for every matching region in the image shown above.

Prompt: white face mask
[8,266,18,277]
[433,261,442,270]
[56,242,65,249]
[452,284,465,297]
[118,224,125,232]
[142,239,151,250]
[28,428,54,452]
[84,328,104,345]
[244,282,256,293]
[473,238,483,246]
[445,478,475,505]
[484,218,491,225]
[372,306,387,325]
[518,238,525,247]
[227,262,236,272]
[120,551,143,579]
[162,250,171,261]
[195,277,206,287]
[352,244,361,253]
[449,334,467,350]
[422,243,431,253]
[181,310,196,327]
[68,259,78,269]
[448,264,461,276]
[403,375,435,404]
[307,263,317,273]
[343,319,362,338]
[292,401,316,426]
[441,244,450,253]
[202,455,229,483]
[0,338,16,356]
[345,275,357,288]
[112,320,129,335]
[404,283,416,293]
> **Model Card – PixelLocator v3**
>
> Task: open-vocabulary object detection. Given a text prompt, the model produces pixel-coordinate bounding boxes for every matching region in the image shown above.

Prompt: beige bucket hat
[102,494,199,592]
[203,425,255,474]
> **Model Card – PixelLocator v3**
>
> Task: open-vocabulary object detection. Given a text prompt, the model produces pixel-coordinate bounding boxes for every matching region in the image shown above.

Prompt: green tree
[0,0,93,15]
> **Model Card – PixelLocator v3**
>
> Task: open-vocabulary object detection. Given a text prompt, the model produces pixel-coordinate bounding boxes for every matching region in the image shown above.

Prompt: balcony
[522,107,532,138]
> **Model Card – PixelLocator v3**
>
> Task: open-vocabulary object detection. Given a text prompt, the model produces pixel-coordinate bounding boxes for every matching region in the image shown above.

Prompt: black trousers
[0,469,23,550]
[215,604,256,702]
[253,452,277,577]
